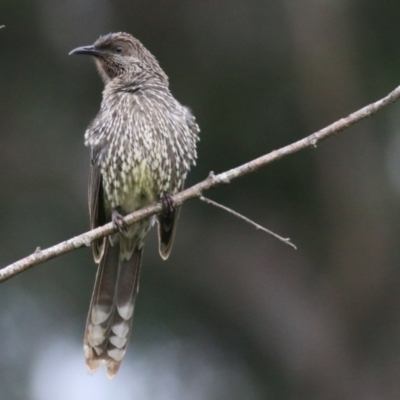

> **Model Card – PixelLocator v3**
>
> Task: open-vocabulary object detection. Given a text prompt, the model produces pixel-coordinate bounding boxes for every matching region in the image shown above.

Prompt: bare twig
[1,84,400,282]
[200,196,297,249]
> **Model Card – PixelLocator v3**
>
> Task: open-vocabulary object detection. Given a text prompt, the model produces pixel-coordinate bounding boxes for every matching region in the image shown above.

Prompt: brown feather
[89,153,106,263]
[84,241,142,379]
[158,206,181,260]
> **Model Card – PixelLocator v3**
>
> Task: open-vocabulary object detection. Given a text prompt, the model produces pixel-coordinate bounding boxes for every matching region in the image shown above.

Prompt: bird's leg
[160,193,175,215]
[112,208,128,235]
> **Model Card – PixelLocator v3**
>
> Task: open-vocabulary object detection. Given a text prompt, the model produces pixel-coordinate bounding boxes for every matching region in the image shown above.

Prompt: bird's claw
[161,194,174,214]
[112,210,128,234]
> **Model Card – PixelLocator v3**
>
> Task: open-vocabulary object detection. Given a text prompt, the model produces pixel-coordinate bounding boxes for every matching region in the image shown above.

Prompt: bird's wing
[157,182,184,260]
[89,148,107,263]
[157,205,181,260]
[157,107,199,260]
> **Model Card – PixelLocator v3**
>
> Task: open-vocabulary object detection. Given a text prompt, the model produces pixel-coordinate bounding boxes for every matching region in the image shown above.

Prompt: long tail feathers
[84,240,142,379]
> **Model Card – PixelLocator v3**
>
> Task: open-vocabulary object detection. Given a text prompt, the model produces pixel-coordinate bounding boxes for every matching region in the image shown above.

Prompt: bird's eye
[115,46,123,53]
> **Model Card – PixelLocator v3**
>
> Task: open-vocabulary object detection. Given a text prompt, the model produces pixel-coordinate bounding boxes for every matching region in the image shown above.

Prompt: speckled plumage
[86,78,197,210]
[70,32,199,378]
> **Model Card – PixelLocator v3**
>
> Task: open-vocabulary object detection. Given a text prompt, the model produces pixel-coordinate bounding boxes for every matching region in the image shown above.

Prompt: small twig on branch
[2,84,400,282]
[200,196,297,249]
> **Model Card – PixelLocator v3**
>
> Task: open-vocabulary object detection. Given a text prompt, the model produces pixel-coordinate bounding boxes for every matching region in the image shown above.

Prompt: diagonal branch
[1,84,400,282]
[199,196,297,249]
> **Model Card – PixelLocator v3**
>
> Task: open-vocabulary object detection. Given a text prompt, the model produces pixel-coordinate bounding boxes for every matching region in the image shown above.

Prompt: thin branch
[200,196,297,249]
[1,84,400,282]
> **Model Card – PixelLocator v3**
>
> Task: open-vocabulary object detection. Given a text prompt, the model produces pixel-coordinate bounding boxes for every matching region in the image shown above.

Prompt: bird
[69,32,199,378]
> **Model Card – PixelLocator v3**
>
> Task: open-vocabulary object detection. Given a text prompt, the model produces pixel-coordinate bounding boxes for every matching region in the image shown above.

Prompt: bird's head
[69,32,168,85]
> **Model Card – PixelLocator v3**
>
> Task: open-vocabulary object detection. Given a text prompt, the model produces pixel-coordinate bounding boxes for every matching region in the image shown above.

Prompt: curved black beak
[69,45,102,56]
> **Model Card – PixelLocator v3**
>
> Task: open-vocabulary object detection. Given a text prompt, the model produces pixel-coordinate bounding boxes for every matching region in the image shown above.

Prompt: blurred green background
[2,1,400,399]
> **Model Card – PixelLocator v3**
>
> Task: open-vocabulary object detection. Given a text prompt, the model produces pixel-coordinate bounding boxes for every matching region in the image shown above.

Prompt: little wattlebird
[69,32,199,378]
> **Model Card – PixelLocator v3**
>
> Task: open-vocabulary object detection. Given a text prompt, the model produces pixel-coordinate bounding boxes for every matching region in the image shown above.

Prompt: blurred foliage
[2,1,400,399]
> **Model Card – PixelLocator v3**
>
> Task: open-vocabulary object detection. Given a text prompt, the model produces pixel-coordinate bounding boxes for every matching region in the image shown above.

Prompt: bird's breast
[86,89,198,212]
[101,156,158,213]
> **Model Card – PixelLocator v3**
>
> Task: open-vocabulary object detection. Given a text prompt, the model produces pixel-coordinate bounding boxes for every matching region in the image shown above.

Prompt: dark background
[1,1,400,399]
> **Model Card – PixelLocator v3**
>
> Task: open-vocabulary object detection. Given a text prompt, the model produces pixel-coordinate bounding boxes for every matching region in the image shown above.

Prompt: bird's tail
[84,238,142,378]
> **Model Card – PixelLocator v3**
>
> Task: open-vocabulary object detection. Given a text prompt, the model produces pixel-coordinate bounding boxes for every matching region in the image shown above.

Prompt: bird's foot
[160,193,174,214]
[112,209,128,235]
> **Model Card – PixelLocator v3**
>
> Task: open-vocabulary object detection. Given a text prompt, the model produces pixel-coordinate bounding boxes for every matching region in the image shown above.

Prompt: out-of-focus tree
[1,1,400,399]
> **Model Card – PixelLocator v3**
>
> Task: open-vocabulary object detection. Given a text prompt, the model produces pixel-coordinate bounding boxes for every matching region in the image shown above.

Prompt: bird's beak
[69,45,102,57]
